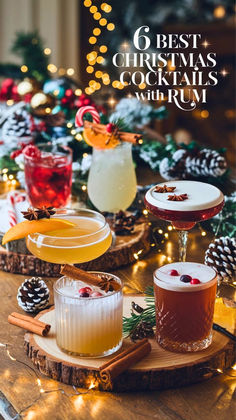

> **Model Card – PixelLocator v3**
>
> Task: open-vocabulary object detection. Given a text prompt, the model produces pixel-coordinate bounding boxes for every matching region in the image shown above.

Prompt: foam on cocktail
[59,281,110,298]
[154,262,216,292]
[146,180,224,212]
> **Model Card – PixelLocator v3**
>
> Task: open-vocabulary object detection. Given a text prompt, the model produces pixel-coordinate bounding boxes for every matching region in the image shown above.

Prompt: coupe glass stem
[178,230,188,262]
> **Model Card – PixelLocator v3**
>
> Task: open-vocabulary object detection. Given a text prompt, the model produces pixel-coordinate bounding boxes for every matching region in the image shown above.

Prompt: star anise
[98,275,116,293]
[22,206,56,220]
[154,184,176,193]
[21,208,39,221]
[167,194,188,201]
[37,206,56,218]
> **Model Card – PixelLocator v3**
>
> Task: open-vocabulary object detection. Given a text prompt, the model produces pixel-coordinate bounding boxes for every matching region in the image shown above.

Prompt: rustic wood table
[0,227,235,420]
[0,169,236,419]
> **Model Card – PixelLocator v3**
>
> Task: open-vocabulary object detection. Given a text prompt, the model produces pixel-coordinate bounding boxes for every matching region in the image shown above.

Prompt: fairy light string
[0,342,95,419]
[83,1,130,95]
[1,333,235,418]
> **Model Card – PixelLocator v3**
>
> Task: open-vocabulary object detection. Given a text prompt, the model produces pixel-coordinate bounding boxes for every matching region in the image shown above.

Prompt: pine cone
[159,148,227,181]
[205,236,236,279]
[130,320,154,342]
[3,109,31,138]
[17,277,50,313]
[186,149,227,178]
[159,149,188,180]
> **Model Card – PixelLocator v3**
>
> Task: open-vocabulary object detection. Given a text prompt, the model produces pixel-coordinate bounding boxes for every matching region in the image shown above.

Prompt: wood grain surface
[0,225,236,420]
[24,297,235,392]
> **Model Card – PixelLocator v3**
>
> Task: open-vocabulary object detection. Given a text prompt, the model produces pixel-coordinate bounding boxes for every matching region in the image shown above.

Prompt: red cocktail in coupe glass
[24,144,72,208]
[144,180,224,261]
[154,262,217,352]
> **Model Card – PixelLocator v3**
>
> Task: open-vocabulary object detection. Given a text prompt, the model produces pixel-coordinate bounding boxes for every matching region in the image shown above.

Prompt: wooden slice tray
[0,223,151,276]
[24,296,236,392]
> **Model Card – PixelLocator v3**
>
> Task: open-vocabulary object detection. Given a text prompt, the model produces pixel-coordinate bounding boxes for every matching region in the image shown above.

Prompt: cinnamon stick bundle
[84,121,142,145]
[60,265,121,292]
[100,338,151,387]
[8,312,51,336]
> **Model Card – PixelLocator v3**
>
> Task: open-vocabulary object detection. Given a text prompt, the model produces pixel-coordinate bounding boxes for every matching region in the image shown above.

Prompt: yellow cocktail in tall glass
[26,209,112,264]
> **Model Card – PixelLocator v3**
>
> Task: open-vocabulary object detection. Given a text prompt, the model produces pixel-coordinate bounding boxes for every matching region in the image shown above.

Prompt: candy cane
[75,106,100,127]
[7,192,26,227]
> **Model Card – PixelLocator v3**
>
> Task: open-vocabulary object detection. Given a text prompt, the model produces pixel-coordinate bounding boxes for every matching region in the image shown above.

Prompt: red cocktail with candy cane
[145,180,224,261]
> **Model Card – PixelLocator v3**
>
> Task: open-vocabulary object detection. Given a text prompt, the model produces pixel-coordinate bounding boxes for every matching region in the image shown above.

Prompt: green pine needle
[123,288,155,337]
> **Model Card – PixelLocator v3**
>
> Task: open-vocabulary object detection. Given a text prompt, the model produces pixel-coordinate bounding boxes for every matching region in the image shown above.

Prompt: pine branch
[123,288,155,337]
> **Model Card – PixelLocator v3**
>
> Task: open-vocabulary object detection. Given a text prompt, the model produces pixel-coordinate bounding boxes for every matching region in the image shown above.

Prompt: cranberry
[23,145,41,159]
[90,291,103,297]
[79,292,90,298]
[10,149,22,160]
[78,287,92,295]
[190,278,201,284]
[106,123,115,133]
[180,275,192,283]
[169,269,179,276]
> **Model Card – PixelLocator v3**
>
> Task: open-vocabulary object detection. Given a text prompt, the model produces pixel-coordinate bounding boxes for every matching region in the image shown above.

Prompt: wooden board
[24,296,236,392]
[0,223,151,276]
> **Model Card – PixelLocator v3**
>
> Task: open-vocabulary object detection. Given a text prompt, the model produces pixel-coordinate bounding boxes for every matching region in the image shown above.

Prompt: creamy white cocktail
[54,273,123,357]
[88,142,137,212]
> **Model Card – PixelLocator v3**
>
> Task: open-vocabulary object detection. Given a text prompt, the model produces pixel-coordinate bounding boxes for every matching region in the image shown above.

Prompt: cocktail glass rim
[23,142,73,162]
[54,271,123,300]
[27,208,109,242]
[153,262,217,292]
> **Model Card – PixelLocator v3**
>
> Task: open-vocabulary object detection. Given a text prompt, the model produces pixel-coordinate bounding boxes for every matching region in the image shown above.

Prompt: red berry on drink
[79,292,90,297]
[78,287,92,295]
[90,291,103,297]
[23,145,41,159]
[190,278,201,284]
[180,275,192,283]
[10,149,22,160]
[169,269,179,276]
[106,123,115,133]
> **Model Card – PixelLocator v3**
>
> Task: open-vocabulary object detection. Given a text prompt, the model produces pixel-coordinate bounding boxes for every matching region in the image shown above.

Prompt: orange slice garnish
[2,219,75,245]
[83,127,120,149]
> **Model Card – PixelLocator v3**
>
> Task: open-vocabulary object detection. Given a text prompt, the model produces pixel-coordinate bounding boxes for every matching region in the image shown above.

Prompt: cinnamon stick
[8,312,51,336]
[84,121,142,145]
[100,338,151,387]
[60,265,121,292]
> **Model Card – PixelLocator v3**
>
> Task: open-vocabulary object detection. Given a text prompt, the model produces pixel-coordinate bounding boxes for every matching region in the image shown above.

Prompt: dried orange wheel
[83,127,120,149]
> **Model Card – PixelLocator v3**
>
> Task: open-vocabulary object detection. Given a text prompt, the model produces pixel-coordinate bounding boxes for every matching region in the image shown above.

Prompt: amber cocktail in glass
[154,262,217,352]
[26,208,112,264]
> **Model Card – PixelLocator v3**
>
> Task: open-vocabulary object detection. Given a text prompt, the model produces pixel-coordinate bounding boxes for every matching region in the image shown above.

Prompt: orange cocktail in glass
[26,209,112,264]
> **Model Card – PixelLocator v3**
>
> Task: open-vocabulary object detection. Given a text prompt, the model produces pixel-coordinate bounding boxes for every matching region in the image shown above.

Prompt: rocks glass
[54,273,123,357]
[154,262,217,352]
